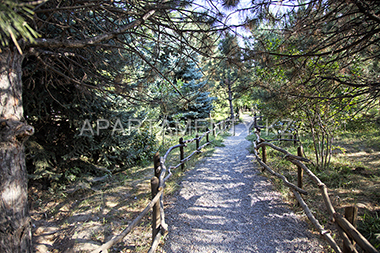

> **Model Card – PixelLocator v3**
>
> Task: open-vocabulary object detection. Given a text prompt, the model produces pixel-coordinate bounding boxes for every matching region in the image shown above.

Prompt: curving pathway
[162,115,324,253]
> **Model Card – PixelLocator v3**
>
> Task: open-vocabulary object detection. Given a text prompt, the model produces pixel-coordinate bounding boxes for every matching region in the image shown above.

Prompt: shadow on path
[163,115,323,253]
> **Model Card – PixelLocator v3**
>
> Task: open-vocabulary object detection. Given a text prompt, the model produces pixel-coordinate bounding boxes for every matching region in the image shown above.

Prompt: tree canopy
[13,0,226,183]
[1,0,380,251]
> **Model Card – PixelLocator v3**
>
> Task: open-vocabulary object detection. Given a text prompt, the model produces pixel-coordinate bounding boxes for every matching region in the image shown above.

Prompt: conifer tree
[0,1,223,251]
[208,33,246,119]
[172,59,215,122]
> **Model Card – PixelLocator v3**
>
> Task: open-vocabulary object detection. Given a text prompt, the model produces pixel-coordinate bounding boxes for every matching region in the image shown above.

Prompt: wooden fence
[251,116,379,253]
[90,115,237,253]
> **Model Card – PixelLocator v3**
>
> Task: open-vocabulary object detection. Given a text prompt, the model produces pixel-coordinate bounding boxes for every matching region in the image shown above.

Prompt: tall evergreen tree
[0,1,223,251]
[208,33,247,119]
[171,59,215,122]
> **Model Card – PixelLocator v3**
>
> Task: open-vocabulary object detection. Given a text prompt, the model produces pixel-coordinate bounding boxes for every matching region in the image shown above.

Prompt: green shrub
[24,81,157,184]
[358,212,380,249]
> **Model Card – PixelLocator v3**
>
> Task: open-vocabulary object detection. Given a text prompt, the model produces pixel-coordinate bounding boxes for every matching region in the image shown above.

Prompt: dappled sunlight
[340,150,380,165]
[30,162,156,252]
[164,116,323,252]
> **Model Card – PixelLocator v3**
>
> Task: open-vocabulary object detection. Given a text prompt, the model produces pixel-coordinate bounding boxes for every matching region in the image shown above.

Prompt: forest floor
[332,136,380,213]
[29,127,222,252]
[256,126,380,251]
[30,164,155,252]
[29,115,380,253]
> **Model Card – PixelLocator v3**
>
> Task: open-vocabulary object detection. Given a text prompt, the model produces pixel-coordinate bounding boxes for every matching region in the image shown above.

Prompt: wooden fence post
[196,134,199,150]
[179,137,184,170]
[296,146,304,207]
[206,128,209,143]
[297,146,304,190]
[151,176,160,244]
[334,212,378,253]
[151,152,161,244]
[343,206,358,253]
[154,152,160,178]
[262,145,267,164]
[345,206,358,227]
[213,123,216,137]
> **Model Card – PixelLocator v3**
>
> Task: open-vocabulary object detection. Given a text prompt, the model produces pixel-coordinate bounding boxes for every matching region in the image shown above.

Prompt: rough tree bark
[0,48,34,253]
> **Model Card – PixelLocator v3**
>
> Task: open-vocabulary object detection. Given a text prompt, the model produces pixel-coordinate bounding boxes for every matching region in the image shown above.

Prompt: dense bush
[23,77,156,185]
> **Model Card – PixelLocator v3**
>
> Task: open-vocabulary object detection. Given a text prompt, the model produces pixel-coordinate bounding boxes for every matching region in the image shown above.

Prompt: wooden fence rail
[91,115,237,253]
[251,116,379,253]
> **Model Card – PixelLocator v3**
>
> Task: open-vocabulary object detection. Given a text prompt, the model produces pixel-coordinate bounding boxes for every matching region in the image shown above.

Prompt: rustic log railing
[251,117,379,253]
[91,115,237,253]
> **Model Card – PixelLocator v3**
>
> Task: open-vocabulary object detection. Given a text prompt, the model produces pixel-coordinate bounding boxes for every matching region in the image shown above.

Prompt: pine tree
[0,1,221,251]
[172,59,215,123]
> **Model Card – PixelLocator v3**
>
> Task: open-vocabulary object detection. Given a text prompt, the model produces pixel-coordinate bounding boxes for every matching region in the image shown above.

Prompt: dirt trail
[162,114,324,253]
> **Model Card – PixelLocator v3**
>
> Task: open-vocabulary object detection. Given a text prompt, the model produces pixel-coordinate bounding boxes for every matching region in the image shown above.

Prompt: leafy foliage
[243,1,380,169]
[24,77,157,184]
[170,59,215,122]
[207,34,249,119]
[14,0,226,186]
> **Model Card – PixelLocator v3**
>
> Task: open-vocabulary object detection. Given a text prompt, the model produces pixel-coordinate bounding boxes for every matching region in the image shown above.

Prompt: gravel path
[162,115,324,253]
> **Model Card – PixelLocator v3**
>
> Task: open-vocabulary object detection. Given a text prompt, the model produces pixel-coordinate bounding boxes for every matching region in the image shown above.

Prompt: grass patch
[358,211,380,249]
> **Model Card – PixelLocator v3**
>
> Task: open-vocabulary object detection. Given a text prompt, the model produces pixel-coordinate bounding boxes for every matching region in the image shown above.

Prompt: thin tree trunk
[327,136,333,167]
[0,49,34,253]
[307,112,319,167]
[321,130,325,169]
[227,80,234,120]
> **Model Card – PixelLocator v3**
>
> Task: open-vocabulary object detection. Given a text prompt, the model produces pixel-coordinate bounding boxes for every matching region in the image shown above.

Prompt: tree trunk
[0,49,34,253]
[227,80,234,120]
